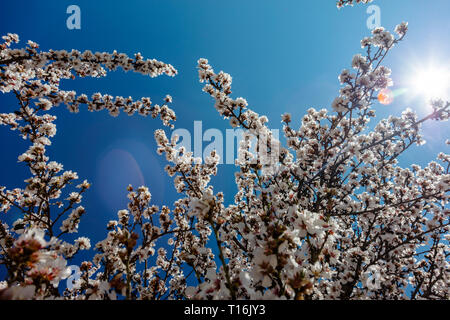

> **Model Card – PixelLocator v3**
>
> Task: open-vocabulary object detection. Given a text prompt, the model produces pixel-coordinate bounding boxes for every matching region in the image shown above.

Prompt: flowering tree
[0,3,449,300]
[0,34,177,299]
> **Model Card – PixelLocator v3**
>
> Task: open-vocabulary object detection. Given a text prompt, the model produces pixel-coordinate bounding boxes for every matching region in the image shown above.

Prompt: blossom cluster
[0,33,177,298]
[0,33,177,126]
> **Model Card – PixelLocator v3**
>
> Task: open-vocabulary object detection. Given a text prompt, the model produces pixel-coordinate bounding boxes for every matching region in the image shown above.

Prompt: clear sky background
[0,1,449,270]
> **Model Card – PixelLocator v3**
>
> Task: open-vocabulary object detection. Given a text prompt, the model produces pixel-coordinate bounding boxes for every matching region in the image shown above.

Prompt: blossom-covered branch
[0,34,177,299]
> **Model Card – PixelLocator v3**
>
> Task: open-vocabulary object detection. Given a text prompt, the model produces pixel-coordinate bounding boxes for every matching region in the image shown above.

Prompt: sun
[378,88,394,105]
[410,64,450,101]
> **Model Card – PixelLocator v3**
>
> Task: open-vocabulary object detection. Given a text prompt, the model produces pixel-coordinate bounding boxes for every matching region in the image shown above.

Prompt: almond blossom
[0,3,449,300]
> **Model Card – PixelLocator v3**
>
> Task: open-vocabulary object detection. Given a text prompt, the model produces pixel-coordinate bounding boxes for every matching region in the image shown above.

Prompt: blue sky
[1,1,449,272]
